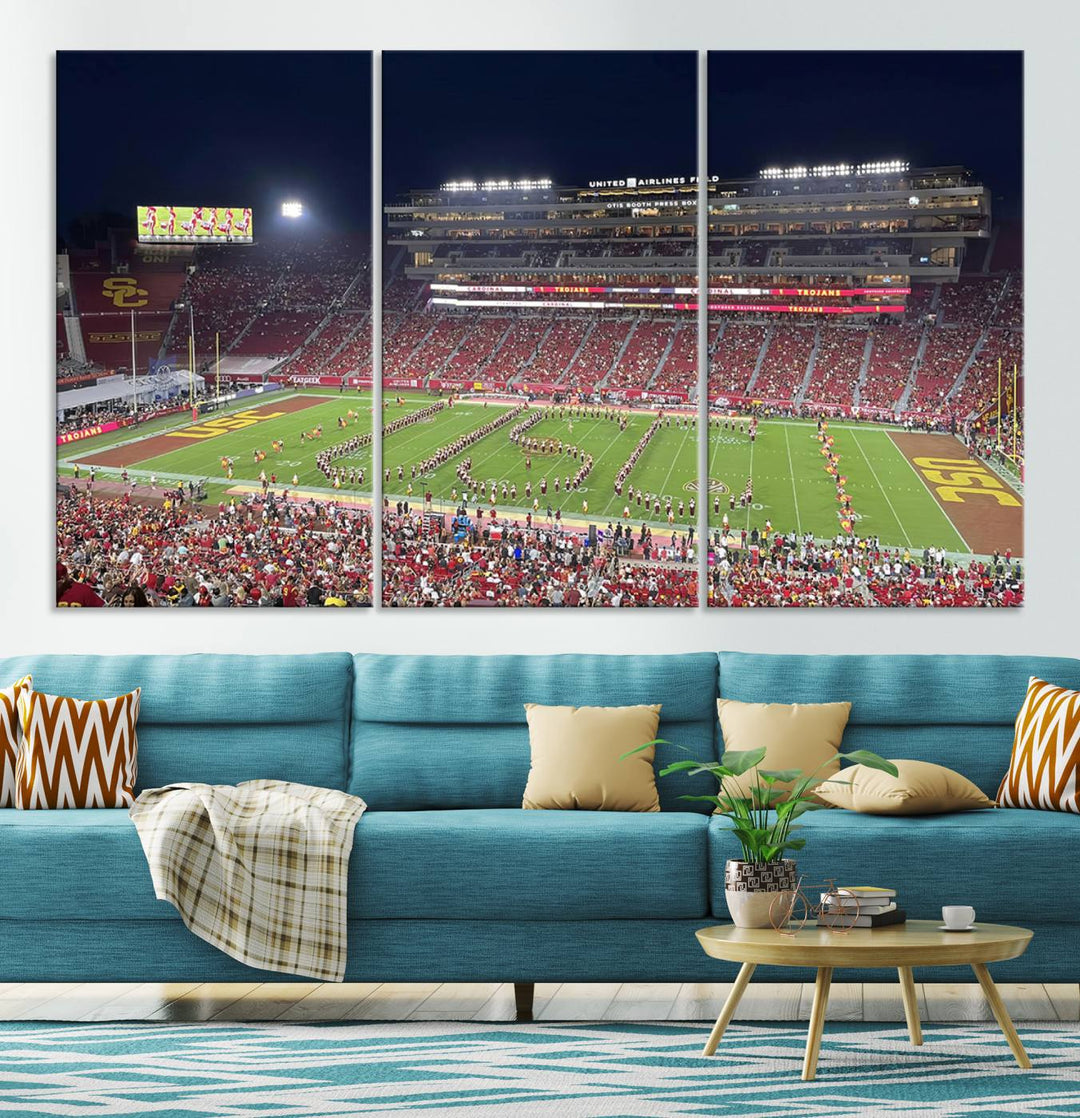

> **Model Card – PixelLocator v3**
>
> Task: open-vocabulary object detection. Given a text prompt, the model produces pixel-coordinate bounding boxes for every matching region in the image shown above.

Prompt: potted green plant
[624,743,898,928]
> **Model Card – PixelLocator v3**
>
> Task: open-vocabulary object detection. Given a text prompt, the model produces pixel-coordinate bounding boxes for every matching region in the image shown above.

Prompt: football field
[381,396,700,525]
[60,389,375,501]
[708,418,1023,557]
[57,390,1023,557]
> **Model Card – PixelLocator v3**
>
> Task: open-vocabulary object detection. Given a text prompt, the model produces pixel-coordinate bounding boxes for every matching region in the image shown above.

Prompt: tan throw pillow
[716,698,851,803]
[997,677,1080,813]
[1,675,32,808]
[816,759,994,814]
[16,687,140,809]
[522,703,662,811]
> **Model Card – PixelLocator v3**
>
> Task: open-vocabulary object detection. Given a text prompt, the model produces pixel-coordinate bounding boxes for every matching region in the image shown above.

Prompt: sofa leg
[514,982,535,1022]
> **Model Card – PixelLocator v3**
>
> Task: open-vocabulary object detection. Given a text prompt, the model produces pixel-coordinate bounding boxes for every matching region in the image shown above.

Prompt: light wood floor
[1,982,1076,1024]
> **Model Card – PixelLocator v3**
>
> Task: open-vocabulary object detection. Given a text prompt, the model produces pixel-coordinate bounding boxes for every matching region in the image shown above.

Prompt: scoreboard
[137,205,253,244]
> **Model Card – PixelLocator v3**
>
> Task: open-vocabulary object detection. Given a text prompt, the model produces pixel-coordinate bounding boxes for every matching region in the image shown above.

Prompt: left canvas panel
[55,52,374,608]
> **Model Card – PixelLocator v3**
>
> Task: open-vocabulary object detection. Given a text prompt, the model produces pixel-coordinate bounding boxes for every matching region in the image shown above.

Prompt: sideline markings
[849,429,913,549]
[783,424,802,536]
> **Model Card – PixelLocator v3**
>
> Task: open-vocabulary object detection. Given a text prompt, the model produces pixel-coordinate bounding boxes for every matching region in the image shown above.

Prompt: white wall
[2,1,1077,658]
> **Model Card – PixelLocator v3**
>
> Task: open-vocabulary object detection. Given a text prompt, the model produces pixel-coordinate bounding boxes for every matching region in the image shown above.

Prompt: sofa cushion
[0,809,164,920]
[16,687,140,809]
[0,654,353,792]
[707,808,1080,923]
[1,806,709,923]
[522,703,662,812]
[351,653,719,811]
[997,677,1080,813]
[718,653,1080,797]
[816,759,995,815]
[716,698,850,802]
[349,809,709,920]
[0,675,31,808]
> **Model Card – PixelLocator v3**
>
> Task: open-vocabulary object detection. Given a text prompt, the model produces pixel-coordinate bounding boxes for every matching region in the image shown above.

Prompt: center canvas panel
[705,51,1023,608]
[381,51,699,607]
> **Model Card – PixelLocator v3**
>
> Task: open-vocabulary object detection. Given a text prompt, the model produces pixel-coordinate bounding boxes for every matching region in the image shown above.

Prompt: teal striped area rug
[1,1020,1078,1116]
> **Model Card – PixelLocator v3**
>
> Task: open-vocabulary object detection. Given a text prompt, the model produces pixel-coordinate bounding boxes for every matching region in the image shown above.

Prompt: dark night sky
[708,51,1023,221]
[56,52,372,240]
[381,52,697,198]
[56,50,1022,237]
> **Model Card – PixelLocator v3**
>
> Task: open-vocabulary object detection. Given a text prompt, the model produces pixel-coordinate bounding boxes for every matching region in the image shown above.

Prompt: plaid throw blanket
[129,780,366,982]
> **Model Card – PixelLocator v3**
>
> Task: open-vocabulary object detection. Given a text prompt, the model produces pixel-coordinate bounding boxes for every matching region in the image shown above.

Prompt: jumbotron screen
[136,205,253,244]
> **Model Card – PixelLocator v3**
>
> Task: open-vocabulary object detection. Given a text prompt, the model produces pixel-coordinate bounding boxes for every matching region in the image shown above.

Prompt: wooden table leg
[701,961,756,1056]
[972,963,1032,1069]
[802,966,833,1081]
[898,966,923,1046]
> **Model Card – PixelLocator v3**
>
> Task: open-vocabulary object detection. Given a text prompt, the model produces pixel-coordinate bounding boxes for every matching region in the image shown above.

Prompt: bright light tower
[281,200,303,218]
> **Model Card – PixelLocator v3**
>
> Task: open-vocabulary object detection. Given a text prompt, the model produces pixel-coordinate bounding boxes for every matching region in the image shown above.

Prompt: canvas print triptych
[55,50,1023,609]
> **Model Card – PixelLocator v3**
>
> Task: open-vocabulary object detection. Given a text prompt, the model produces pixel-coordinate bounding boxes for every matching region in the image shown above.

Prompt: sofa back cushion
[0,654,352,792]
[718,653,1080,798]
[350,653,718,811]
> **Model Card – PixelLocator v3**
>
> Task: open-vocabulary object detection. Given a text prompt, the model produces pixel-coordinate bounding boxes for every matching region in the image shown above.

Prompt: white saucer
[938,924,976,932]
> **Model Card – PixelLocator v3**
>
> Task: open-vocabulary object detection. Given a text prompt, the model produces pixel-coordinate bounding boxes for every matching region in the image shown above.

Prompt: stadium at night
[53,50,1023,608]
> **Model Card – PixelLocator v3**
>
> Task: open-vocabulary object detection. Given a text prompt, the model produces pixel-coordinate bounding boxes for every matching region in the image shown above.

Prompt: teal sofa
[1,651,1076,1015]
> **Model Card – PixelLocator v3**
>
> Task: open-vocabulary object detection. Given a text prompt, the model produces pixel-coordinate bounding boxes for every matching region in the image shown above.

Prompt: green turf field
[381,397,700,526]
[57,390,975,551]
[707,417,969,552]
[57,389,375,504]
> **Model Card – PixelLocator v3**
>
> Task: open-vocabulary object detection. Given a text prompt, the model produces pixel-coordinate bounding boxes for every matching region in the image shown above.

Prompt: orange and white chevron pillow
[1,675,32,807]
[997,677,1080,813]
[15,687,140,809]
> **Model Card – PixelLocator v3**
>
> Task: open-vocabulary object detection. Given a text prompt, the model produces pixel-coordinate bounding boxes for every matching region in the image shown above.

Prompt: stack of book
[817,886,906,929]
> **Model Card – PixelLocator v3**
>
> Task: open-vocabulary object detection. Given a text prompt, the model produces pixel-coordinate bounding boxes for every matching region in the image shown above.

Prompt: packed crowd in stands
[278,312,367,380]
[55,487,372,607]
[939,276,1006,326]
[566,319,633,385]
[802,327,866,408]
[650,324,696,393]
[604,321,675,391]
[858,322,921,409]
[709,530,1023,608]
[708,323,767,397]
[382,507,696,606]
[366,271,1022,422]
[907,326,983,412]
[950,328,1024,418]
[163,236,369,357]
[751,325,817,401]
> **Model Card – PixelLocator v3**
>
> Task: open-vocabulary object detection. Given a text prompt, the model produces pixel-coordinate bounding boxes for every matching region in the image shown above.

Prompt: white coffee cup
[942,905,976,929]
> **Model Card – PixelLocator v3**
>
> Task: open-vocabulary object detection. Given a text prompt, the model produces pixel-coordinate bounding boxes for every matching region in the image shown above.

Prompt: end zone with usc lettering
[892,432,1023,557]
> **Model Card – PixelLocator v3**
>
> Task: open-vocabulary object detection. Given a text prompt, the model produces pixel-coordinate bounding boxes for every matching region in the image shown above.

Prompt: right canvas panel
[706,52,1023,608]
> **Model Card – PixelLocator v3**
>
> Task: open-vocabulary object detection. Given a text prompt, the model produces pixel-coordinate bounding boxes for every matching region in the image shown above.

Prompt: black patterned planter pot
[724,858,798,929]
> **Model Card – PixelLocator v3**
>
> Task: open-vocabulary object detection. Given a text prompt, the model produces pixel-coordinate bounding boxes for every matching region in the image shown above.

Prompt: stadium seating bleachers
[803,327,866,408]
[859,322,923,410]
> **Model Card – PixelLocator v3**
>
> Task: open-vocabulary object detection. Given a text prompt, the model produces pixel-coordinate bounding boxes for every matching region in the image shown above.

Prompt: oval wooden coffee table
[696,920,1033,1080]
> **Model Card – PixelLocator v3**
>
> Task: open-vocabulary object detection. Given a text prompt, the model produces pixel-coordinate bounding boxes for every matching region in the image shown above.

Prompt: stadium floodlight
[763,159,909,180]
[909,195,921,205]
[281,200,303,218]
[440,178,552,192]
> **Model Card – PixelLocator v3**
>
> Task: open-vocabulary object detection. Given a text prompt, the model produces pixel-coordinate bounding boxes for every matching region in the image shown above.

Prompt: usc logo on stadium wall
[102,276,149,308]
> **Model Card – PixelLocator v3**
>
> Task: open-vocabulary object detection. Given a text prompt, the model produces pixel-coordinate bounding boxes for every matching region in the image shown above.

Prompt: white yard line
[745,435,756,531]
[783,424,803,536]
[652,423,694,504]
[849,429,913,549]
